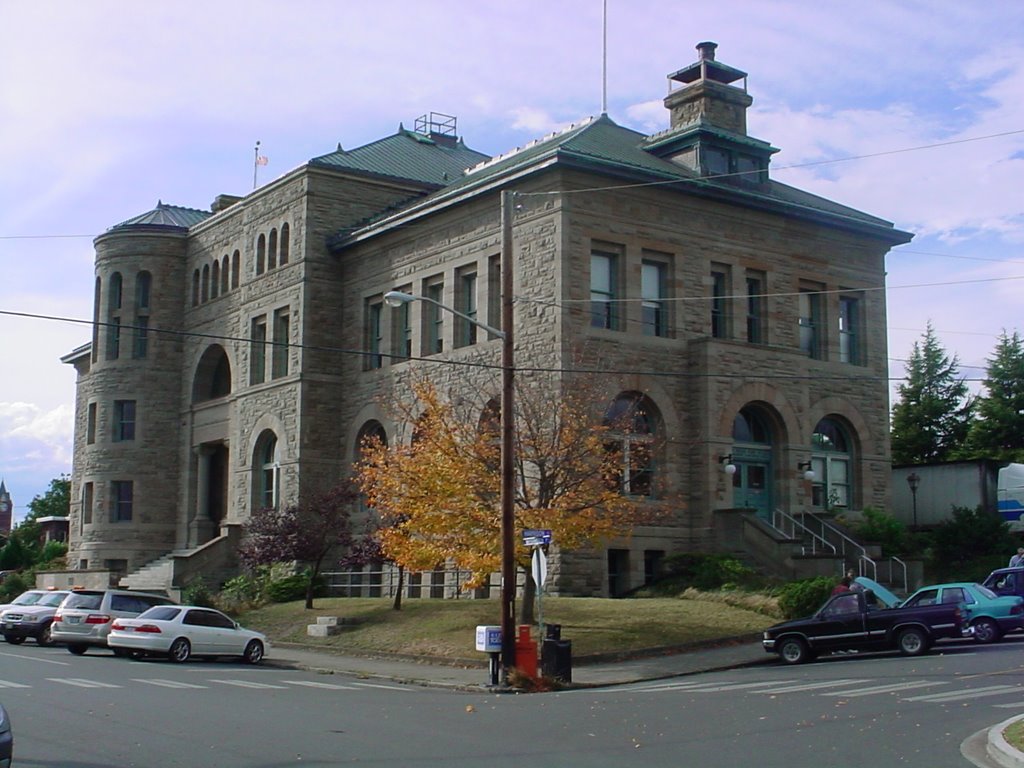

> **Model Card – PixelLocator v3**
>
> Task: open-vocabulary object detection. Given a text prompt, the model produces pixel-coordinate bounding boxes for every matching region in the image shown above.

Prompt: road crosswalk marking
[134,678,208,689]
[631,680,787,693]
[756,678,870,694]
[821,680,948,697]
[0,680,31,688]
[902,684,1022,702]
[282,680,359,690]
[348,681,414,691]
[209,679,288,689]
[47,678,121,688]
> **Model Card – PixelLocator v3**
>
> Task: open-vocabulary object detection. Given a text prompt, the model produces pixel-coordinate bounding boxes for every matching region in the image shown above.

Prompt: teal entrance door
[733,448,772,520]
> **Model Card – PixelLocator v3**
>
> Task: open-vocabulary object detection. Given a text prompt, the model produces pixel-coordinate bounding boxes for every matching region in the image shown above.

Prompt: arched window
[231,250,240,289]
[604,392,658,497]
[256,234,266,276]
[192,345,232,402]
[134,271,152,360]
[811,417,853,509]
[253,431,279,510]
[109,273,122,311]
[135,271,151,309]
[732,408,771,444]
[357,420,388,455]
[221,255,229,294]
[268,229,278,270]
[192,270,200,306]
[280,223,290,265]
[210,261,220,299]
[92,277,101,363]
[201,264,210,303]
[107,272,123,360]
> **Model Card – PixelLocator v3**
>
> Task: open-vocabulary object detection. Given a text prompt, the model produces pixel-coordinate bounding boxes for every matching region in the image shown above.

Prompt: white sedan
[108,605,268,664]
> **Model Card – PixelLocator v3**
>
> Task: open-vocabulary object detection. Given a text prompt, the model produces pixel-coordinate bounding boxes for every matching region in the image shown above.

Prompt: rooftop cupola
[664,41,752,135]
[644,42,777,187]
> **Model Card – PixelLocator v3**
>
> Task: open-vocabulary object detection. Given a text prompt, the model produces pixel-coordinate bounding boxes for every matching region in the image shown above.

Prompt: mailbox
[475,625,502,653]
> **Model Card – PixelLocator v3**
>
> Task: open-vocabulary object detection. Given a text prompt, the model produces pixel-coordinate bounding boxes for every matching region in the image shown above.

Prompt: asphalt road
[3,637,1023,767]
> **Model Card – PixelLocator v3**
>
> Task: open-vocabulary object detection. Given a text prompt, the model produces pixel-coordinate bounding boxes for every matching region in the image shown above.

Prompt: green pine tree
[965,331,1024,461]
[890,322,974,464]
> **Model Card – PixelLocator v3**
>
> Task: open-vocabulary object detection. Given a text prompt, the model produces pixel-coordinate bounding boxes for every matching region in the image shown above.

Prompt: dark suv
[52,589,175,655]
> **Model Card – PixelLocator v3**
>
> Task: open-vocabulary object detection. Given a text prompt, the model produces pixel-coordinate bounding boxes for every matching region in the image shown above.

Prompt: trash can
[541,633,572,683]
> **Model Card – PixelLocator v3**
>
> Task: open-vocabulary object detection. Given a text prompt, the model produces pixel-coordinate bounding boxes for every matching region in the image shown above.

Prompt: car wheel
[778,636,810,665]
[3,635,25,645]
[243,639,265,665]
[897,627,929,656]
[972,617,1002,644]
[168,638,191,663]
[68,643,88,655]
[37,622,56,647]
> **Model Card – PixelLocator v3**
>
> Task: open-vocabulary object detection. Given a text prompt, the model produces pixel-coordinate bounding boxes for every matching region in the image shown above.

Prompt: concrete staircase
[119,551,191,593]
[117,523,244,598]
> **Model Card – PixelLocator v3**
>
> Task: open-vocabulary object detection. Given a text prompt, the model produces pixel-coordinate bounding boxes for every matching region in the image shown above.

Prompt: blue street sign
[522,528,552,546]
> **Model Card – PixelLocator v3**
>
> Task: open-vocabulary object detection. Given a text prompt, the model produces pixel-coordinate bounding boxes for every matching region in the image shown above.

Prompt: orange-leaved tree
[356,377,660,622]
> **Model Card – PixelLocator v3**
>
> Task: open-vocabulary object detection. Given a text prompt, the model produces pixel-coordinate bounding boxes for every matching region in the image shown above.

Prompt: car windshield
[62,591,103,610]
[38,592,68,607]
[12,591,44,606]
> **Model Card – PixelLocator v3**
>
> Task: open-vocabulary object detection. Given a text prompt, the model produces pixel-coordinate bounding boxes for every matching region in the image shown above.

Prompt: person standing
[831,576,853,596]
[1010,548,1024,567]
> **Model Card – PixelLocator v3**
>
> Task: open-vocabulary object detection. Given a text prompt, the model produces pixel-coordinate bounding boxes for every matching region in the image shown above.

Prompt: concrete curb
[987,715,1024,768]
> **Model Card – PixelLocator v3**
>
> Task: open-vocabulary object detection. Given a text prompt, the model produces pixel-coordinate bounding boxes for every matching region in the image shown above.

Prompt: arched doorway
[811,417,854,510]
[731,406,774,519]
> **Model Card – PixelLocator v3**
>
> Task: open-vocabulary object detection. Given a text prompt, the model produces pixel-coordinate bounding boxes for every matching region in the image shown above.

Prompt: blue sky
[1,0,1023,522]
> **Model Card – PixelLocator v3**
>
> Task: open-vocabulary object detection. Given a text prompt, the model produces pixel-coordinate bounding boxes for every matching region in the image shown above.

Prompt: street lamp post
[381,189,518,683]
[906,472,920,529]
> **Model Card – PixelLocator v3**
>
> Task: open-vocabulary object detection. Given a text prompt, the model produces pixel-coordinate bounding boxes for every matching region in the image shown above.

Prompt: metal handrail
[802,510,909,594]
[770,508,836,555]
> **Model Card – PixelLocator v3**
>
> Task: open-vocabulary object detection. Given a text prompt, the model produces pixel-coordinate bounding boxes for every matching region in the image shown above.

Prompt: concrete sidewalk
[266,637,771,689]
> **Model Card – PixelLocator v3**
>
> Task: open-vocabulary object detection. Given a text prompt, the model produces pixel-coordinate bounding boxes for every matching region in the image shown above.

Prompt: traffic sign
[522,528,552,546]
[532,547,548,588]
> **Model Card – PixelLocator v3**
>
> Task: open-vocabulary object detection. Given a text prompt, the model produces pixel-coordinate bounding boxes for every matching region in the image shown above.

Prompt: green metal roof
[309,126,489,187]
[106,202,211,233]
[332,114,909,248]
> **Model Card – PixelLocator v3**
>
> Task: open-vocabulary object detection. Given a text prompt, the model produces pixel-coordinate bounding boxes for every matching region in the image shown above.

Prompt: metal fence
[319,567,503,599]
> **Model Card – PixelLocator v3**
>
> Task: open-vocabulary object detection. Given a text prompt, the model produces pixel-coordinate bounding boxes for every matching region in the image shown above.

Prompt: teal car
[900,582,1024,644]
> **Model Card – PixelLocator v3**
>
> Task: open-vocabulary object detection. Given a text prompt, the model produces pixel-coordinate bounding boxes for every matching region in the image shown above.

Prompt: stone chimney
[664,41,752,135]
[211,194,243,214]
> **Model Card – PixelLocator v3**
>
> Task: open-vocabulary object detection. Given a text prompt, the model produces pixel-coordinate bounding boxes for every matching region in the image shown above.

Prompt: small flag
[256,155,269,166]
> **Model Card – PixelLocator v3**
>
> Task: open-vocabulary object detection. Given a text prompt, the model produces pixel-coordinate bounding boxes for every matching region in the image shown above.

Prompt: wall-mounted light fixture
[719,454,737,475]
[798,461,815,481]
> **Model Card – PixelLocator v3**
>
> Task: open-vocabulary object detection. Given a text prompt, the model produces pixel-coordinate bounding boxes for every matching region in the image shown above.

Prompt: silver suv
[1,589,70,646]
[52,589,175,655]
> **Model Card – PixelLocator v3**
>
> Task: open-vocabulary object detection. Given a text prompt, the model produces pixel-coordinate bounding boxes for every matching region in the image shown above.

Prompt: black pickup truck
[762,589,966,664]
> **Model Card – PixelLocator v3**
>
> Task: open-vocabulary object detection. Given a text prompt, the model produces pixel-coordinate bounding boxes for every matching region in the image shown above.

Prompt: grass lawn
[1005,719,1024,753]
[239,593,777,662]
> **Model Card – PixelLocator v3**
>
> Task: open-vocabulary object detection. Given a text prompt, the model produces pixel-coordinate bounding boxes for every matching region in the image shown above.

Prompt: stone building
[61,43,911,596]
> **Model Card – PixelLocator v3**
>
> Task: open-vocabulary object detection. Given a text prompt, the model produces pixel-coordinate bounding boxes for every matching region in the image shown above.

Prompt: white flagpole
[253,141,261,190]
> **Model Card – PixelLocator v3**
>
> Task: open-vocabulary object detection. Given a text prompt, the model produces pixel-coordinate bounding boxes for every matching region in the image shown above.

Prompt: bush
[181,578,215,607]
[776,576,835,619]
[266,571,325,603]
[848,507,909,556]
[928,505,1018,581]
[0,571,29,602]
[654,553,759,592]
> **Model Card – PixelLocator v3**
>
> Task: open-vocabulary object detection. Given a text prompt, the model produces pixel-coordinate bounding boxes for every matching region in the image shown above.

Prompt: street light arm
[383,290,506,340]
